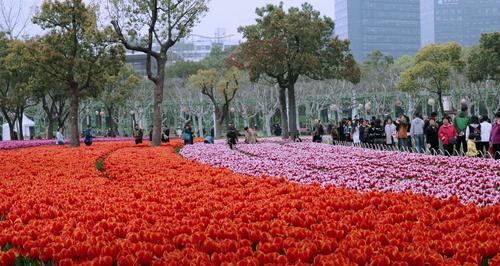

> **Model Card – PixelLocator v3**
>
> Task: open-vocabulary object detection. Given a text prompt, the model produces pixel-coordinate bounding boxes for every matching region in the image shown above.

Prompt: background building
[334,0,421,61]
[171,29,239,62]
[126,28,239,76]
[421,0,500,47]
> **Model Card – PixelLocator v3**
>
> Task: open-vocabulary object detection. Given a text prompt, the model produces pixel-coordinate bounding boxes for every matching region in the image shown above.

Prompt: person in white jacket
[56,128,64,145]
[477,115,492,156]
[384,118,397,146]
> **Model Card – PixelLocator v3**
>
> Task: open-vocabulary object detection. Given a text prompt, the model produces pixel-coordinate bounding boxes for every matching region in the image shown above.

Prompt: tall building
[334,0,421,61]
[421,0,500,47]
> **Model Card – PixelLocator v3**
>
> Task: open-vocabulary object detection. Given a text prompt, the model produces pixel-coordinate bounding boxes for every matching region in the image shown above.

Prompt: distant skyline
[17,0,334,39]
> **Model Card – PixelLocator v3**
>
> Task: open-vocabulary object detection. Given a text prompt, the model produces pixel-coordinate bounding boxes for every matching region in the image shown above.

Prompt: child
[466,134,479,157]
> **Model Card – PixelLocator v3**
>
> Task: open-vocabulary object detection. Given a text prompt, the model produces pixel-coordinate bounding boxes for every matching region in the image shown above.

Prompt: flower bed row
[0,140,499,265]
[0,137,135,150]
[180,142,500,206]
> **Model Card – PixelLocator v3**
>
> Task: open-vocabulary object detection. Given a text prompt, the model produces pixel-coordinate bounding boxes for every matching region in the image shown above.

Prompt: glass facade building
[421,0,500,47]
[334,0,421,61]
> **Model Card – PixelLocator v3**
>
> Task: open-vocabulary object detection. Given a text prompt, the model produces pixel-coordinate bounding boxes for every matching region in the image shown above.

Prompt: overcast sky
[16,0,334,39]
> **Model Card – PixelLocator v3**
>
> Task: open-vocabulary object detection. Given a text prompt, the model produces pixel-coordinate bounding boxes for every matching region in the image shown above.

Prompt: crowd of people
[126,106,500,161]
[313,108,500,159]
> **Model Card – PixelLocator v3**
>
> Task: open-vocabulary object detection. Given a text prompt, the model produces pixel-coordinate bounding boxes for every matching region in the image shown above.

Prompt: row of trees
[0,0,210,147]
[164,34,499,139]
[1,0,499,146]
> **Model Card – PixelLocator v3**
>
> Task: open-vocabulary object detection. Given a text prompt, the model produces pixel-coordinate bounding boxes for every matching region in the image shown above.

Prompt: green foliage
[392,55,415,73]
[109,0,209,146]
[0,34,36,135]
[467,32,500,83]
[200,45,237,70]
[189,67,241,137]
[27,0,125,146]
[166,60,204,79]
[29,0,124,97]
[363,50,394,70]
[190,67,241,101]
[101,65,140,109]
[397,42,463,115]
[238,2,360,85]
[398,42,463,94]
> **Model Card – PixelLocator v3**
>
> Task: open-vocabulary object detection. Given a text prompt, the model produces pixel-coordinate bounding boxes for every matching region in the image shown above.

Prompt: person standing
[358,119,365,143]
[274,124,282,136]
[226,124,238,149]
[384,118,397,146]
[476,115,491,156]
[56,127,65,145]
[439,117,457,156]
[410,112,425,153]
[84,125,93,146]
[338,120,346,142]
[490,112,500,160]
[454,106,470,154]
[133,124,143,145]
[182,124,194,145]
[425,118,440,154]
[352,120,361,145]
[368,119,386,147]
[343,120,352,142]
[331,122,340,144]
[244,127,256,144]
[396,115,410,150]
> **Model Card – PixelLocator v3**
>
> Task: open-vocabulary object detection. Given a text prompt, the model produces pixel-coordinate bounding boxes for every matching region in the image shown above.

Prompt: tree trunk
[287,83,298,137]
[8,121,16,140]
[46,117,54,139]
[41,96,55,139]
[69,88,80,147]
[264,113,272,136]
[107,107,119,136]
[151,59,166,146]
[279,87,289,139]
[222,105,230,127]
[243,116,250,128]
[437,91,445,117]
[214,109,223,139]
[18,110,24,140]
[296,105,300,131]
[197,115,204,138]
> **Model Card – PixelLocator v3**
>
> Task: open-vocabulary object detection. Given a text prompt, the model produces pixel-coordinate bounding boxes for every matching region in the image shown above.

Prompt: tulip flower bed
[0,137,134,150]
[0,141,499,265]
[181,142,500,206]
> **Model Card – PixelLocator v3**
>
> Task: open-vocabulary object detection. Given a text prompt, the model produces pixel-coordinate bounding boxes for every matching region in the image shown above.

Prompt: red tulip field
[0,140,498,265]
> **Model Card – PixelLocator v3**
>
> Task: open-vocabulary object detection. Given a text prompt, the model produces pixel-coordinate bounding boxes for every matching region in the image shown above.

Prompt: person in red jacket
[439,117,458,156]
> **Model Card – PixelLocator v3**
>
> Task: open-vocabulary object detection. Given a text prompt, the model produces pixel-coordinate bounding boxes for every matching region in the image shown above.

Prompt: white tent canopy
[2,114,35,141]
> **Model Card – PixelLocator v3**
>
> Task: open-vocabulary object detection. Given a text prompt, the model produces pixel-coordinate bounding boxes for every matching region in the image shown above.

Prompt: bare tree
[0,0,31,39]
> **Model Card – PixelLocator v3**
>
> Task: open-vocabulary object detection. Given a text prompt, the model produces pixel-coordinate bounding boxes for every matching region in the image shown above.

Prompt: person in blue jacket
[84,125,93,146]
